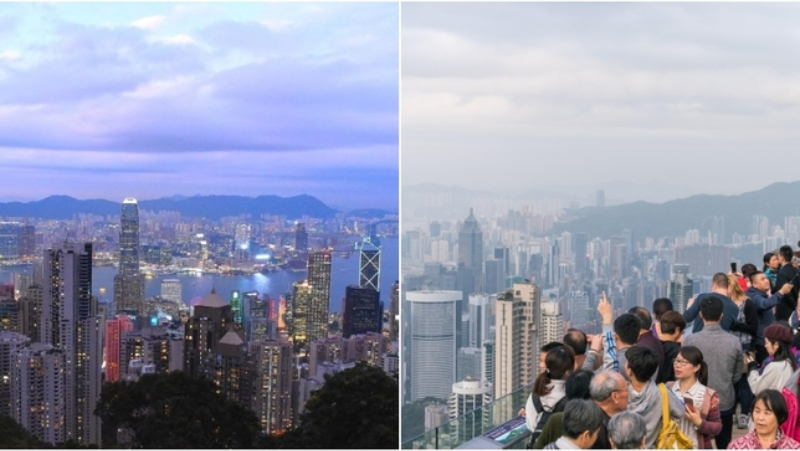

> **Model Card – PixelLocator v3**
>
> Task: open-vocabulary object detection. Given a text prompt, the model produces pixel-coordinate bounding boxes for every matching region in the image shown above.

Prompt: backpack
[655,383,693,450]
[780,386,800,441]
[527,394,567,448]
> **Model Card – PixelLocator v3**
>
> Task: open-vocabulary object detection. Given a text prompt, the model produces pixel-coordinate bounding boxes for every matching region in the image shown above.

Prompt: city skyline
[402,3,800,200]
[0,3,398,210]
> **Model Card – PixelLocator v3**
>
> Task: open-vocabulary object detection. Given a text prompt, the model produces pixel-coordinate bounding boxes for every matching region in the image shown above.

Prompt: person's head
[590,370,628,413]
[751,389,788,439]
[534,345,575,397]
[779,245,794,265]
[764,252,778,271]
[565,369,594,400]
[539,341,563,373]
[741,263,758,282]
[699,296,723,324]
[763,323,797,371]
[659,311,686,342]
[627,306,651,332]
[561,399,605,449]
[652,298,673,321]
[750,271,772,292]
[607,411,647,449]
[727,274,746,301]
[625,346,659,383]
[563,329,588,357]
[711,273,729,292]
[673,346,709,386]
[613,314,641,346]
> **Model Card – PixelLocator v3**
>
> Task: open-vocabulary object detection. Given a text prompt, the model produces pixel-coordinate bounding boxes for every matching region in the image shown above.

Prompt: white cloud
[131,15,166,30]
[261,19,296,33]
[0,50,20,61]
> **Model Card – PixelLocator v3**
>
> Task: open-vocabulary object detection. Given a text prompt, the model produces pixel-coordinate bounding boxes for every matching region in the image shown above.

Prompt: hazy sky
[402,3,800,199]
[0,3,398,209]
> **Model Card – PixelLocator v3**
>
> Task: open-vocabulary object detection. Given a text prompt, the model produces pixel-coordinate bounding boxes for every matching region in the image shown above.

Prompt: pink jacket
[727,431,800,449]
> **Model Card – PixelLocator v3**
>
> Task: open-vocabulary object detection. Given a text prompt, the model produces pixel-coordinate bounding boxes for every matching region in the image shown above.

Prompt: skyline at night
[0,3,398,210]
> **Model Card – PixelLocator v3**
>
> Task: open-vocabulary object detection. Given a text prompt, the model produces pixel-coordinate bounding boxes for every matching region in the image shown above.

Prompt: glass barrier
[402,383,534,449]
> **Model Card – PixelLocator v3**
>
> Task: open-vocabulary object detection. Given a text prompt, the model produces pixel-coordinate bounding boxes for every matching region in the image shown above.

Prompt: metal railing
[402,383,534,449]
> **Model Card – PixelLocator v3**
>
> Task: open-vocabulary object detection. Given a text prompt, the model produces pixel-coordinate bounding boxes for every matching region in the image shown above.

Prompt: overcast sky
[0,3,398,210]
[402,3,800,200]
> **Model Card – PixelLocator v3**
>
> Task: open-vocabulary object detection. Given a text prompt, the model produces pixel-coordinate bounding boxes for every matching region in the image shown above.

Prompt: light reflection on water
[0,238,397,314]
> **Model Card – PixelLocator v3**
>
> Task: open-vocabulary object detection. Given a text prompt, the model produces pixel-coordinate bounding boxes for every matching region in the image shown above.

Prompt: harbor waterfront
[1,237,397,314]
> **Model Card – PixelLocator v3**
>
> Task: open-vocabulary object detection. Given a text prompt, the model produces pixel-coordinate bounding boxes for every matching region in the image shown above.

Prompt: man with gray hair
[607,411,646,449]
[543,399,605,450]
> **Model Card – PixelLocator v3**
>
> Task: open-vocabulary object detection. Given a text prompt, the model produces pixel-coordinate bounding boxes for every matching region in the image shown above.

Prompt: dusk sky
[0,3,398,210]
[402,3,800,202]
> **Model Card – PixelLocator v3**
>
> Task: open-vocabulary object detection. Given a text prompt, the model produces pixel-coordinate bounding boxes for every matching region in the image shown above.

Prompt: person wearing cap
[745,323,798,396]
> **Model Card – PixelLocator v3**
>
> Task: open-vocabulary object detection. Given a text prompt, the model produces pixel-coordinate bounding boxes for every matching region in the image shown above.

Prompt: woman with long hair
[667,346,722,449]
[727,274,759,429]
[525,345,575,443]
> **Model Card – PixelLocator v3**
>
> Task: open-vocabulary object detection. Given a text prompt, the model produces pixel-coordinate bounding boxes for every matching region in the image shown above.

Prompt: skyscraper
[42,242,102,445]
[290,281,312,346]
[494,282,540,399]
[104,315,134,383]
[342,285,382,338]
[668,264,693,313]
[458,208,483,293]
[183,290,233,380]
[359,240,381,292]
[295,222,308,256]
[114,198,144,314]
[406,290,459,401]
[306,251,332,343]
[11,344,66,445]
[448,378,493,443]
[0,331,30,417]
[160,279,182,304]
[540,301,564,349]
[250,338,293,435]
[389,281,399,342]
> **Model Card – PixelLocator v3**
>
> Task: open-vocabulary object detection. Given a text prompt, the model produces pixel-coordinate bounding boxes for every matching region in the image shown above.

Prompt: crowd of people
[520,244,800,449]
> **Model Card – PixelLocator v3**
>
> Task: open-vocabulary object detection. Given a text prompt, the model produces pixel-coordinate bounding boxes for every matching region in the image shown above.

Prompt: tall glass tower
[114,198,144,313]
[307,251,332,343]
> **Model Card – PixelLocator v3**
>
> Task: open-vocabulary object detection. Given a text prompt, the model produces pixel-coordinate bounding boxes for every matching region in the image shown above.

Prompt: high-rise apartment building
[104,315,134,382]
[250,338,293,435]
[494,282,540,399]
[11,344,66,445]
[668,264,693,313]
[41,242,102,445]
[342,285,382,338]
[306,251,332,343]
[540,301,564,350]
[0,331,30,417]
[406,290,459,401]
[114,198,144,314]
[448,378,493,443]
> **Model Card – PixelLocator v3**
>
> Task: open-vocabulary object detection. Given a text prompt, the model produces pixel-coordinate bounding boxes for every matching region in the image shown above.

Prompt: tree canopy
[95,371,261,449]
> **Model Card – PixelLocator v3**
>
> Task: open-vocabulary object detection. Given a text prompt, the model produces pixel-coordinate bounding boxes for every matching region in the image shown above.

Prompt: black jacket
[775,264,800,320]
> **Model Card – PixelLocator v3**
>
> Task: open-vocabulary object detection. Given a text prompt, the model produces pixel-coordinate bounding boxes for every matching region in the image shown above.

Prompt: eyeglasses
[673,359,692,366]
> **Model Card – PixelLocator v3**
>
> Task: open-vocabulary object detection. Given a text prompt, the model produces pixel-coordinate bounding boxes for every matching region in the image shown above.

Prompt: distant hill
[0,194,339,220]
[551,181,800,240]
[347,208,397,218]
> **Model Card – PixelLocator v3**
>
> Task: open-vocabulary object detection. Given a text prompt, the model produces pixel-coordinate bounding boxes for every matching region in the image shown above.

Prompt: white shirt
[670,379,706,449]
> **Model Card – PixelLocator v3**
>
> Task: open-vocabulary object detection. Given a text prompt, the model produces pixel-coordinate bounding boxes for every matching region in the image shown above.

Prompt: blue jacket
[683,292,739,334]
[745,286,783,346]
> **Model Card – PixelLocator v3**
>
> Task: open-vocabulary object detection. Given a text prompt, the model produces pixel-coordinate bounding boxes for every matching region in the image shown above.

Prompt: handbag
[655,383,693,450]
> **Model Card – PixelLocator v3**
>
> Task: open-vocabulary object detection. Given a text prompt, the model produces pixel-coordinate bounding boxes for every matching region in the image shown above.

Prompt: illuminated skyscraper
[389,281,399,342]
[104,315,134,383]
[0,331,30,417]
[11,344,66,445]
[183,290,233,381]
[42,242,102,445]
[234,223,251,260]
[250,338,293,435]
[359,241,381,292]
[114,198,144,313]
[307,251,332,343]
[160,279,182,304]
[291,281,312,346]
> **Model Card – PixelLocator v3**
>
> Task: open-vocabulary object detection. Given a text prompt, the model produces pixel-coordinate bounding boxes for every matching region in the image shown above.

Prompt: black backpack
[527,394,568,448]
